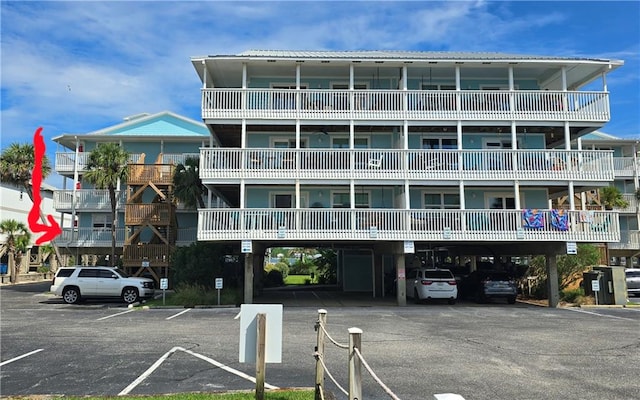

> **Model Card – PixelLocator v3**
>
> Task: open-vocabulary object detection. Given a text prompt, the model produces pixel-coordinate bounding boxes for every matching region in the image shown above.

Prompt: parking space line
[97,309,134,321]
[166,309,191,320]
[566,308,634,321]
[0,349,44,367]
[118,346,278,396]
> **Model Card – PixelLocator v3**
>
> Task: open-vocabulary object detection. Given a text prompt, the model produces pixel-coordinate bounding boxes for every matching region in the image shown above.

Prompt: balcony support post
[244,252,254,304]
[395,241,407,306]
[546,249,561,308]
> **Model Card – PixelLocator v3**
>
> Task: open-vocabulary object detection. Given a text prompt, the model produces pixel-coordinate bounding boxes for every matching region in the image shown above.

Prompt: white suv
[50,266,155,304]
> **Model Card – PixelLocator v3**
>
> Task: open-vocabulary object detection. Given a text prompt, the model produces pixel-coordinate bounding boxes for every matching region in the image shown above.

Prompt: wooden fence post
[255,313,266,400]
[315,309,327,400]
[348,327,363,400]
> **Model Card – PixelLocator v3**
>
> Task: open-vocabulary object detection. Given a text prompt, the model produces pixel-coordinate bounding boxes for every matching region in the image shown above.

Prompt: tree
[0,142,62,265]
[599,186,629,210]
[172,157,205,208]
[83,143,129,267]
[0,219,32,284]
[526,243,601,296]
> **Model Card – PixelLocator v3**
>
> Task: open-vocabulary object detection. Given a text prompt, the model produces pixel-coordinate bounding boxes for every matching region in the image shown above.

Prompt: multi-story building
[1,181,69,280]
[52,111,213,280]
[579,131,639,265]
[191,50,624,306]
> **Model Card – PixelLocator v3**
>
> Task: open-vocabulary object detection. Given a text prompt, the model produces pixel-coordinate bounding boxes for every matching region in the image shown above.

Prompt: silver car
[625,268,640,297]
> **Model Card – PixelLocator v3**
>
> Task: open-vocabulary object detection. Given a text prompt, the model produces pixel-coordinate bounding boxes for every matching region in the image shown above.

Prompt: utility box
[584,266,627,305]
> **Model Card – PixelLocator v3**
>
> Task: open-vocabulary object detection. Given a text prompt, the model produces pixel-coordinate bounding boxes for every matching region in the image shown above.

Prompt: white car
[407,268,458,304]
[50,266,155,304]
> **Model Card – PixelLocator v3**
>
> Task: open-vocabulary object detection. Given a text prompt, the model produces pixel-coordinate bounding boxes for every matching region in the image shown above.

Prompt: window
[92,214,112,230]
[272,138,306,148]
[332,192,370,208]
[421,84,455,90]
[424,193,460,209]
[332,137,369,149]
[98,269,117,278]
[422,138,457,149]
[78,269,99,278]
[487,194,516,209]
[271,193,308,208]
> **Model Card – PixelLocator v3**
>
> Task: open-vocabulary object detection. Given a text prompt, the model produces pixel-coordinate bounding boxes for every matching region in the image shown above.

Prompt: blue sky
[1,1,639,187]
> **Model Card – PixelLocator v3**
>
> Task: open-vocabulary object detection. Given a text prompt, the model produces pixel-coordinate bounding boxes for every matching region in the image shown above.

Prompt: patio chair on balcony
[368,155,383,168]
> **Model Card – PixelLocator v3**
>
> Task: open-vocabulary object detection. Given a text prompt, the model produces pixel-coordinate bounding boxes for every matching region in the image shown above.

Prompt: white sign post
[591,278,600,305]
[215,277,223,305]
[160,278,168,305]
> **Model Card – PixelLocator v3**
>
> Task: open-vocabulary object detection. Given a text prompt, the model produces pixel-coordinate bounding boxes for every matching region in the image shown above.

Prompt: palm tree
[0,142,63,265]
[599,186,629,210]
[83,143,129,267]
[0,219,32,284]
[173,157,205,209]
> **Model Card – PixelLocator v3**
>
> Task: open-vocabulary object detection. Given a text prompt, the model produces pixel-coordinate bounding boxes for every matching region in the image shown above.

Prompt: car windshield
[627,271,640,278]
[425,270,453,279]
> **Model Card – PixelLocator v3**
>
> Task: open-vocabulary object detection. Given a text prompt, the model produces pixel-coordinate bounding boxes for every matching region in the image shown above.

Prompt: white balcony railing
[58,228,127,247]
[55,153,144,174]
[608,230,640,251]
[198,208,620,243]
[612,157,638,177]
[199,148,614,182]
[54,190,126,211]
[58,227,197,247]
[162,153,201,165]
[202,89,610,122]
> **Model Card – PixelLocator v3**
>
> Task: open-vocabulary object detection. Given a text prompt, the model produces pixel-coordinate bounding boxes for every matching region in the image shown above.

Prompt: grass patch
[145,284,242,307]
[57,389,314,400]
[284,274,312,285]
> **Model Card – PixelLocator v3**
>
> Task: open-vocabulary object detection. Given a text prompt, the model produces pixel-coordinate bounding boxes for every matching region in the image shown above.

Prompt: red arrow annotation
[28,127,62,244]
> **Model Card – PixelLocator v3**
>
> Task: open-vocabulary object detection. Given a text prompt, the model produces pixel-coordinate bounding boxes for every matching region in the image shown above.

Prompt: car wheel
[122,287,139,304]
[414,289,422,304]
[448,298,456,305]
[62,287,81,304]
[507,296,517,304]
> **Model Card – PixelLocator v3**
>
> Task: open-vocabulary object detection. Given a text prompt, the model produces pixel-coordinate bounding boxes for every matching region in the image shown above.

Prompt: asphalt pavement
[1,281,639,400]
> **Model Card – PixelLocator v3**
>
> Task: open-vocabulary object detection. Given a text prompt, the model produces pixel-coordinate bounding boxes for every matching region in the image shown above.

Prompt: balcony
[58,228,126,247]
[55,153,143,175]
[123,244,172,267]
[201,89,610,123]
[199,148,614,183]
[197,208,620,243]
[54,189,126,212]
[612,157,638,178]
[125,203,173,225]
[127,164,175,185]
[608,230,640,251]
[58,227,196,248]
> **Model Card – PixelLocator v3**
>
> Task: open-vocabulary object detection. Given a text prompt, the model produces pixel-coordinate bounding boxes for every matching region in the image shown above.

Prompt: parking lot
[1,282,639,400]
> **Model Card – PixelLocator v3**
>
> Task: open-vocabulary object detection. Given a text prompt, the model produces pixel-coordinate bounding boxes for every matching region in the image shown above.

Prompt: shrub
[561,287,584,303]
[263,269,284,287]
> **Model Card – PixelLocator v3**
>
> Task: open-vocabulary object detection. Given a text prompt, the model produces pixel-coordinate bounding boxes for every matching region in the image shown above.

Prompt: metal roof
[217,49,623,64]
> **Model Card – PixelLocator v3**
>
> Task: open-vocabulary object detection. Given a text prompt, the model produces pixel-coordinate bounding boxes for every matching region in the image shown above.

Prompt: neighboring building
[52,111,215,280]
[0,181,68,274]
[578,131,639,266]
[190,50,624,306]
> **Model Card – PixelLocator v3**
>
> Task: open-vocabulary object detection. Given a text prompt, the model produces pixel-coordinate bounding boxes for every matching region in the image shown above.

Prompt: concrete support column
[244,253,254,304]
[395,242,407,306]
[546,253,560,307]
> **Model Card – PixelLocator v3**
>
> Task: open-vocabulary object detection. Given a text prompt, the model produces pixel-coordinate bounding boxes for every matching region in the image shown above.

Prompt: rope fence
[313,308,400,400]
[313,309,465,400]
